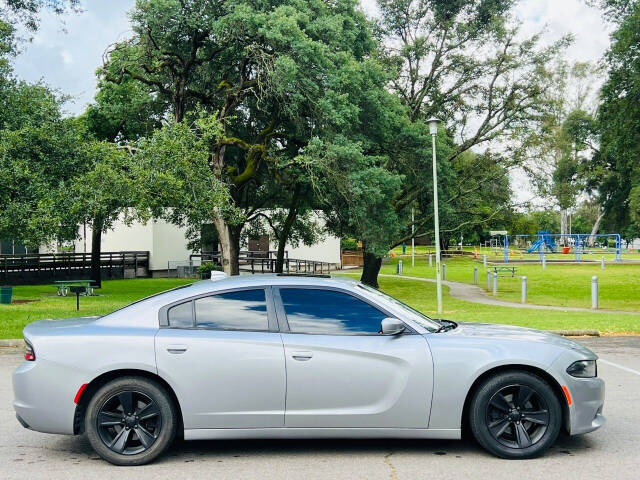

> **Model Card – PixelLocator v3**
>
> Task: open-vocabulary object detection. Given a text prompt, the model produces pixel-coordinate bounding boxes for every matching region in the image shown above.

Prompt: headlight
[567,360,597,378]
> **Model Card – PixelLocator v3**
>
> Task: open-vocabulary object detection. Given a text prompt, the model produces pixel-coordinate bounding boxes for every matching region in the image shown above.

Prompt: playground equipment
[526,231,557,253]
[525,232,622,263]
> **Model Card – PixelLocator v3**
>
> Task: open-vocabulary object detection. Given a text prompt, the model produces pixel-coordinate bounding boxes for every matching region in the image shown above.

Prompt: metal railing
[189,251,334,275]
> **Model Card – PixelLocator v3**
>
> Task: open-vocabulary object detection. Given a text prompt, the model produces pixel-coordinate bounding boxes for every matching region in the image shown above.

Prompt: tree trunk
[214,217,241,275]
[90,218,103,288]
[560,209,568,237]
[439,236,450,252]
[275,185,302,273]
[360,251,383,288]
[588,210,605,247]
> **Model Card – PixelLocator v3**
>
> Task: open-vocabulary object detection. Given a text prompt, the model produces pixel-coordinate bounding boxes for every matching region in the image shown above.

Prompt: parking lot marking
[600,359,640,377]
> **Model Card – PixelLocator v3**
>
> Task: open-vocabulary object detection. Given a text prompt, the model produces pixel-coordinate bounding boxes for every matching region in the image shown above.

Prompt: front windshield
[357,283,442,332]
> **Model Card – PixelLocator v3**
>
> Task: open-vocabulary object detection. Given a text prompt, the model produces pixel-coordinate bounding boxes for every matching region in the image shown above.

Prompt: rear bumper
[13,359,78,435]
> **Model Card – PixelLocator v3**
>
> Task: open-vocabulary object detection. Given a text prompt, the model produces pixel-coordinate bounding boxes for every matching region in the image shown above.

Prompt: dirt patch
[10,299,39,305]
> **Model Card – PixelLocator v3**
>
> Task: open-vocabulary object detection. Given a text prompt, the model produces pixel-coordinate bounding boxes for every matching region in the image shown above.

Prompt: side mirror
[381,317,405,335]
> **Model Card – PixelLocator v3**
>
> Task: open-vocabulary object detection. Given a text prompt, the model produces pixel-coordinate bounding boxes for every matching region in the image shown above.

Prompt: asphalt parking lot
[1,336,639,480]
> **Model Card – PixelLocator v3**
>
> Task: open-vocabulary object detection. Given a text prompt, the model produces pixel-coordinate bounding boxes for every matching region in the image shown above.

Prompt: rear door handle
[167,344,188,354]
[291,351,313,361]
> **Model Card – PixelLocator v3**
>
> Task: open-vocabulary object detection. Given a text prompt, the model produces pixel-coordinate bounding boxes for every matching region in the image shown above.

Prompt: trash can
[0,286,12,304]
[562,246,570,254]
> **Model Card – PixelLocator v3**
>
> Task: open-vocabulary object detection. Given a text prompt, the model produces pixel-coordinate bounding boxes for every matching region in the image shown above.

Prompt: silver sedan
[13,274,605,465]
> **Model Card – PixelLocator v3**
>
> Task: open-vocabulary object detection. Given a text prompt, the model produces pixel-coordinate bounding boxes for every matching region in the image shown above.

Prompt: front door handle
[291,351,313,361]
[167,344,188,354]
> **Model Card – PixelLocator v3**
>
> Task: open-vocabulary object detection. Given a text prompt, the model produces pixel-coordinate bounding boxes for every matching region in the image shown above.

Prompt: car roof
[188,274,359,295]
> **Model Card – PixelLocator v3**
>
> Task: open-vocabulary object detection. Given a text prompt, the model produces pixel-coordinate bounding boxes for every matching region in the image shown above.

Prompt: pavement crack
[384,451,398,480]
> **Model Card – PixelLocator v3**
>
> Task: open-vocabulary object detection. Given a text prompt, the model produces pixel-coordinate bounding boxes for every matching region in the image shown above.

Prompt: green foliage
[197,262,222,276]
[341,237,359,251]
[0,116,88,246]
[134,114,239,250]
[597,2,640,233]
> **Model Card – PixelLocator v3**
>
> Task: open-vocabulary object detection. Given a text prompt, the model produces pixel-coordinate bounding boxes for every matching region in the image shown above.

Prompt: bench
[491,266,518,277]
[54,280,96,297]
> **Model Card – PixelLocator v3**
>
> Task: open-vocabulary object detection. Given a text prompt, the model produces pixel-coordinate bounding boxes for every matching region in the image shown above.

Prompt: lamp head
[427,117,441,136]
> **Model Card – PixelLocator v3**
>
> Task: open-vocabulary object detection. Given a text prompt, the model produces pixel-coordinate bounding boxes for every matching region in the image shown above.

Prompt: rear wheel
[85,376,177,466]
[469,371,562,459]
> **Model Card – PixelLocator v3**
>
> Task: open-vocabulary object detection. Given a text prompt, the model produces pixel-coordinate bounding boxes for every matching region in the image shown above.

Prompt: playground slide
[526,239,544,253]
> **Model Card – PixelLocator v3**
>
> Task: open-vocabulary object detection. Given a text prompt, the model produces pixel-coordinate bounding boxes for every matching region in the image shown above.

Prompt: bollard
[542,255,546,269]
[442,263,447,280]
[601,256,605,270]
[429,254,433,267]
[397,260,403,275]
[591,276,598,310]
[492,273,498,296]
[521,276,527,304]
[486,270,491,291]
[483,254,487,268]
[473,267,478,285]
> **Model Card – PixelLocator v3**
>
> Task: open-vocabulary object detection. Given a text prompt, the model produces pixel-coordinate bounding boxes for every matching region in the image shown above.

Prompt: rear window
[194,289,268,331]
[167,301,193,328]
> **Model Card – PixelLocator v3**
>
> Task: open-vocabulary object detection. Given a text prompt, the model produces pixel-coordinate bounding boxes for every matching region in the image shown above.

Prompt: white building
[42,213,341,276]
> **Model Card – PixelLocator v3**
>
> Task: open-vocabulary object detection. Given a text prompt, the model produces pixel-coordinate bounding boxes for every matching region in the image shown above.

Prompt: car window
[194,289,268,331]
[279,288,387,335]
[167,301,193,328]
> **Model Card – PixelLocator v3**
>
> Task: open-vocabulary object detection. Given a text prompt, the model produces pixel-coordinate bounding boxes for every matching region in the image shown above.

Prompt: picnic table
[491,266,518,277]
[54,280,96,297]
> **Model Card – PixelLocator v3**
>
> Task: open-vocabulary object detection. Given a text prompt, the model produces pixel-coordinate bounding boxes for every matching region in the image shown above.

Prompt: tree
[595,1,640,237]
[59,141,142,287]
[103,0,379,275]
[350,0,567,285]
[518,61,601,236]
[0,116,87,249]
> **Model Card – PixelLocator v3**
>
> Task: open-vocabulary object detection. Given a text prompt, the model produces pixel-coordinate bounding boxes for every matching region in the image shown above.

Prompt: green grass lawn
[382,255,640,312]
[0,278,194,339]
[1,273,639,338]
[354,275,640,334]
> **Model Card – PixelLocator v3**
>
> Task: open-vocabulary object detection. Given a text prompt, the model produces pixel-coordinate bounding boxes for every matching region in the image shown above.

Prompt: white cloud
[12,0,133,115]
[60,50,73,65]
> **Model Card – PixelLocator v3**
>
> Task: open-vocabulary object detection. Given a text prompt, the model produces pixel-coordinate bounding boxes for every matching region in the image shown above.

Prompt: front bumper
[566,375,606,435]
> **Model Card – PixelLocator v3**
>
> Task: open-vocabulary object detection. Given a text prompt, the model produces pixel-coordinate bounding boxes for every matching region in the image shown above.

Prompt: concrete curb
[0,339,24,347]
[550,330,600,337]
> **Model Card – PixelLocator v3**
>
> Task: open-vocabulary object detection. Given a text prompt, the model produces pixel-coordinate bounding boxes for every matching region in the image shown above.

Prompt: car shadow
[57,432,598,464]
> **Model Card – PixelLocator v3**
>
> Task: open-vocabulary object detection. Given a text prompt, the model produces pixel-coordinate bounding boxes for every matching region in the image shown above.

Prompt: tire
[85,376,177,466]
[469,370,562,459]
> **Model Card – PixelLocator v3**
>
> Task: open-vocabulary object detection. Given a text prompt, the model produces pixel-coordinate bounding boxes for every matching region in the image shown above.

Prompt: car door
[274,286,433,429]
[155,287,286,429]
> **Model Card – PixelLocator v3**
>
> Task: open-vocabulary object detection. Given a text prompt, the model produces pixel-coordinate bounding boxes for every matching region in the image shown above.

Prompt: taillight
[24,341,35,361]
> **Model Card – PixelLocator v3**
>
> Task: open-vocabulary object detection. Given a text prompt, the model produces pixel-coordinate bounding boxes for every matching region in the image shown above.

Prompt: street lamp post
[428,117,443,314]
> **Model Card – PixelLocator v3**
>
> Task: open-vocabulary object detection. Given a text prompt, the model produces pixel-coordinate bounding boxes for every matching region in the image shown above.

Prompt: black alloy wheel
[85,376,177,466]
[469,370,562,459]
[485,384,550,449]
[96,390,162,455]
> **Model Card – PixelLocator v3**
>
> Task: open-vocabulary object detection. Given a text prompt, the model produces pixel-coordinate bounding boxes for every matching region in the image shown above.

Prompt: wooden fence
[0,251,149,285]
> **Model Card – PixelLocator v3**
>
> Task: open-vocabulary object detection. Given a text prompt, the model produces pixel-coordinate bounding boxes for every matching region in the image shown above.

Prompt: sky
[11,0,613,203]
[12,0,612,116]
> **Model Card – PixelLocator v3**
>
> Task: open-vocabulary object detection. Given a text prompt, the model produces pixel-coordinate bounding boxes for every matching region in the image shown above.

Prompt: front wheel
[85,376,177,466]
[469,370,562,459]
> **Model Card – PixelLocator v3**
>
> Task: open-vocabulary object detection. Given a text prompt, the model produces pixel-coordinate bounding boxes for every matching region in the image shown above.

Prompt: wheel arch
[460,364,570,437]
[73,369,184,436]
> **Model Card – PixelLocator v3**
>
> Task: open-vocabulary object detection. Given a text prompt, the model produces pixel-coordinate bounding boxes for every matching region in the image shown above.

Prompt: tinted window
[168,301,193,328]
[195,289,268,331]
[280,288,386,335]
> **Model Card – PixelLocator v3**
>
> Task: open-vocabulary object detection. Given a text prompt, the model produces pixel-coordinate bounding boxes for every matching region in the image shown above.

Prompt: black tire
[469,370,562,459]
[85,376,177,466]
